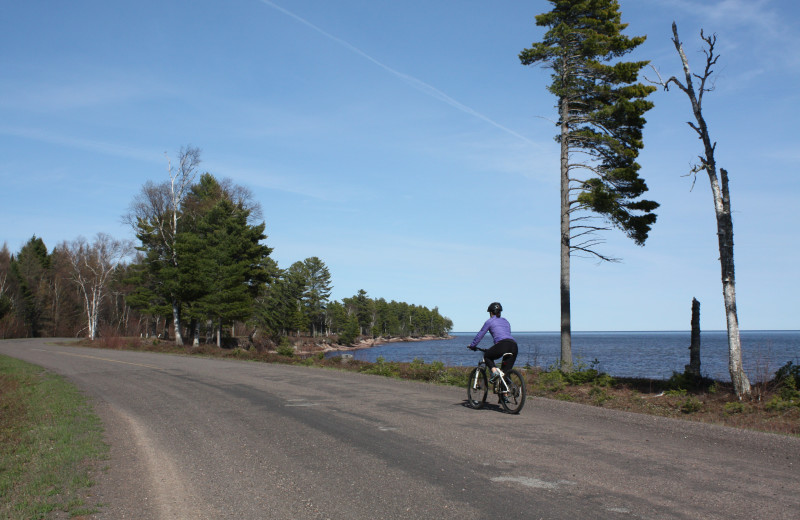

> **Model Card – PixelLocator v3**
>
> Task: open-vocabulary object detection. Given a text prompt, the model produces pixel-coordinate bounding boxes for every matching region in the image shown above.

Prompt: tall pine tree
[520,0,658,369]
[183,174,272,346]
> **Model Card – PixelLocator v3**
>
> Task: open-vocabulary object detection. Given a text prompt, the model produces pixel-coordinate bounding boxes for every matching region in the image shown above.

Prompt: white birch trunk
[172,302,183,345]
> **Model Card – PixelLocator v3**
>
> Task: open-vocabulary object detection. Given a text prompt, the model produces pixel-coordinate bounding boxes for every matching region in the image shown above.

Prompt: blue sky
[1,0,798,332]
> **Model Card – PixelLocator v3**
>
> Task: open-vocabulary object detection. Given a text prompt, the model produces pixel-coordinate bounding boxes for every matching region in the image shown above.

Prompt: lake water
[328,330,800,382]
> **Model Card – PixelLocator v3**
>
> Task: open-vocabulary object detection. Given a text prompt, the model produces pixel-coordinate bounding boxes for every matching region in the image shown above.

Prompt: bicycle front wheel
[467,367,488,409]
[500,369,526,414]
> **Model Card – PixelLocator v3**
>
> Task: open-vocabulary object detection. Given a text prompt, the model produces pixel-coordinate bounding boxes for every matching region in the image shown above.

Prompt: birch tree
[650,23,751,398]
[66,233,131,340]
[125,145,201,345]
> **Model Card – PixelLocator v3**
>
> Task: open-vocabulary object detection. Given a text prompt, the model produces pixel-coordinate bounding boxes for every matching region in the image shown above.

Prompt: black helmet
[487,302,502,314]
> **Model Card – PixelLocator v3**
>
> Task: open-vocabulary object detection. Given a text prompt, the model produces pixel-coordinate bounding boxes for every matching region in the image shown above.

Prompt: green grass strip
[0,354,108,519]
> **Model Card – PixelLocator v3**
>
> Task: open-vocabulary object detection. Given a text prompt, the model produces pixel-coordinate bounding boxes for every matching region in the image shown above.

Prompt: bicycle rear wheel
[467,367,488,409]
[499,369,526,414]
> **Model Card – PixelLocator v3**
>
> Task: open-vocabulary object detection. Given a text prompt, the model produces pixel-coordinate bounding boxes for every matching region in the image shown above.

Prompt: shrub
[406,358,445,382]
[764,395,798,412]
[680,396,703,414]
[98,325,124,349]
[276,337,294,357]
[564,368,600,385]
[594,373,616,387]
[723,402,749,415]
[775,361,800,389]
[667,371,693,391]
[537,358,615,393]
[553,359,616,387]
[230,347,251,359]
[540,370,566,392]
[361,356,399,378]
[589,386,613,406]
[779,382,800,402]
[773,362,800,402]
[439,369,469,387]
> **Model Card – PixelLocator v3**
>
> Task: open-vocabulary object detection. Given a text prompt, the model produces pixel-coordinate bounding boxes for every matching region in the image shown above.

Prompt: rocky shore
[290,334,453,354]
[342,334,453,351]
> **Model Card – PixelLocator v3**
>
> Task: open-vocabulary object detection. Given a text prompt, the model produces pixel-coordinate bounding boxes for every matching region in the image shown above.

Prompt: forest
[0,164,453,347]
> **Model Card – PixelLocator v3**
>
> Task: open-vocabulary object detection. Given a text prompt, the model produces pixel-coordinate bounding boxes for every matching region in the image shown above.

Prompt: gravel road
[1,338,798,519]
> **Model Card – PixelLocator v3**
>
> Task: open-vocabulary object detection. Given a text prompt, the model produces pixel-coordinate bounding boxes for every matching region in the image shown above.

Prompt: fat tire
[467,367,488,409]
[499,369,526,414]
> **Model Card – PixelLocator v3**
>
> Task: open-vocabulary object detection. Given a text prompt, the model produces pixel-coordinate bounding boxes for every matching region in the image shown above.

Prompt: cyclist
[468,302,518,383]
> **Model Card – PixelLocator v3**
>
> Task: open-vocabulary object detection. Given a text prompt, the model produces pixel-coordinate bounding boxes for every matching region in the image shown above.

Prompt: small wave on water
[327,330,800,381]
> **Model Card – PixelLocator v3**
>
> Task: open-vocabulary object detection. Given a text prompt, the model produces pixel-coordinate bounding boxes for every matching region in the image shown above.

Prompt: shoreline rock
[309,334,453,354]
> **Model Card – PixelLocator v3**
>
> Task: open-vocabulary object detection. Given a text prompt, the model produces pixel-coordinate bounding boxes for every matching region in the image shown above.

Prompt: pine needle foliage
[520,0,658,249]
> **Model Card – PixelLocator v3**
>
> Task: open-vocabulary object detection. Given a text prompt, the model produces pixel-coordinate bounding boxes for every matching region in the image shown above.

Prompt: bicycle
[466,347,526,414]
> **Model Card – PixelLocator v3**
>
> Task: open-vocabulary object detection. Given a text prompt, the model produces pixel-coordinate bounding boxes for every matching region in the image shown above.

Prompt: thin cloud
[256,0,534,145]
[0,73,177,113]
[0,126,160,163]
[206,161,356,202]
[660,0,800,58]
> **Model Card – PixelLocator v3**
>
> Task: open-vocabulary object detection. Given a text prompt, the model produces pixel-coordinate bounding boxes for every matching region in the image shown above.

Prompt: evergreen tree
[520,0,658,369]
[184,175,272,346]
[255,262,304,339]
[301,257,332,337]
[9,236,51,337]
[338,313,360,346]
[324,300,346,338]
[123,253,172,337]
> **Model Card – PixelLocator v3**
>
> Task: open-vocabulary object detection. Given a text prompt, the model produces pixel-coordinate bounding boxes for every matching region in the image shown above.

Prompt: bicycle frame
[473,360,512,395]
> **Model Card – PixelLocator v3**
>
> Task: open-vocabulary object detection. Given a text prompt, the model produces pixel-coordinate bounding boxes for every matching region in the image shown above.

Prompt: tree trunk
[716,168,750,397]
[685,298,701,377]
[193,320,200,347]
[559,95,573,371]
[172,302,183,345]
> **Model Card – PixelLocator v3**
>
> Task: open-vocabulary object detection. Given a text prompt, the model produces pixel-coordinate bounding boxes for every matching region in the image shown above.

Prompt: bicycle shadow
[458,400,508,413]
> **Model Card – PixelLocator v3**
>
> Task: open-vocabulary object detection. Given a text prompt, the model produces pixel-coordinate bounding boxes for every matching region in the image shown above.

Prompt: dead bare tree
[650,23,751,398]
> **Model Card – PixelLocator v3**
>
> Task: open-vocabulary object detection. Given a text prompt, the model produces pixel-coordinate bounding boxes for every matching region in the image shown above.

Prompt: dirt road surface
[1,338,797,519]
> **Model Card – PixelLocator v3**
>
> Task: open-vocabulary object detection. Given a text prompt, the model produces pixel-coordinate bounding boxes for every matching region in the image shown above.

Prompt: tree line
[0,153,452,345]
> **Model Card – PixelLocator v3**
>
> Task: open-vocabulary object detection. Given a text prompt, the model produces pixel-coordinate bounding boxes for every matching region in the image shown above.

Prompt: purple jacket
[469,316,514,347]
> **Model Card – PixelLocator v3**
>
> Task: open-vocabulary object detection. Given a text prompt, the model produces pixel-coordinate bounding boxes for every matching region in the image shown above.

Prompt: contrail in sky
[257,0,534,144]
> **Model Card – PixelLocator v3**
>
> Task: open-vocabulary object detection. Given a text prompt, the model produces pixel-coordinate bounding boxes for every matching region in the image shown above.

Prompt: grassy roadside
[0,355,108,519]
[83,336,800,437]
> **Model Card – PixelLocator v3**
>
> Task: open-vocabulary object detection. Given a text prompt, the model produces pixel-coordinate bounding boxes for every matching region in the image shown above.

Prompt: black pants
[484,339,518,372]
